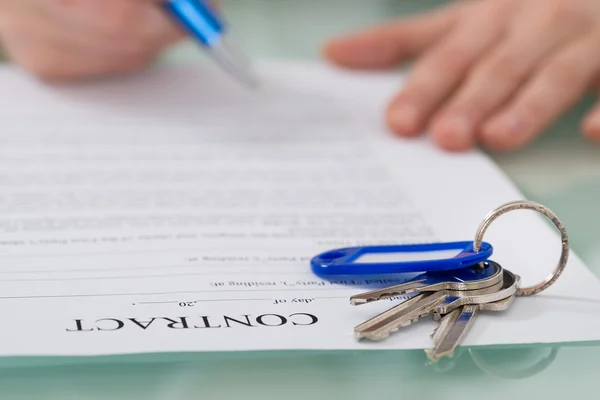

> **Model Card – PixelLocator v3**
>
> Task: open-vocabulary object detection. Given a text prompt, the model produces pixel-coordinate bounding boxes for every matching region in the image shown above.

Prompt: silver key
[430,296,515,348]
[432,268,519,317]
[425,273,519,362]
[350,261,503,306]
[355,271,517,341]
[353,279,504,339]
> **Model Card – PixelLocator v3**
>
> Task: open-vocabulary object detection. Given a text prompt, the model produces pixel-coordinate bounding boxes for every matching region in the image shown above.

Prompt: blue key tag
[310,241,493,277]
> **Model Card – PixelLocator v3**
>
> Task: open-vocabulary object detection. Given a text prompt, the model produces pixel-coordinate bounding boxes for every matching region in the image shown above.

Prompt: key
[353,279,505,337]
[430,296,515,347]
[432,268,520,317]
[355,267,518,341]
[425,273,519,362]
[351,262,504,337]
[432,294,514,322]
[352,262,506,338]
[350,260,503,306]
[350,260,503,335]
[354,280,504,340]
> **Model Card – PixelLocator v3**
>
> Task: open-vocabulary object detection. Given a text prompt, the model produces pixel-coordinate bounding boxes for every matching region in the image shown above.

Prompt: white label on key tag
[352,249,462,264]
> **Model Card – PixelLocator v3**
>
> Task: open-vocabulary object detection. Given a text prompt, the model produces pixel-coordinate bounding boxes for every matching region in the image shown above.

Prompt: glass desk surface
[2,1,600,399]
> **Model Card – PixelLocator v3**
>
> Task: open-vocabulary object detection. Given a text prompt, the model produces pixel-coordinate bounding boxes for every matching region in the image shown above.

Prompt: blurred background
[169,0,446,61]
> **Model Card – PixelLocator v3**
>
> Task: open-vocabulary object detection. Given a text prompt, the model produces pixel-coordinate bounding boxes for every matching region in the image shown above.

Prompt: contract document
[0,61,599,357]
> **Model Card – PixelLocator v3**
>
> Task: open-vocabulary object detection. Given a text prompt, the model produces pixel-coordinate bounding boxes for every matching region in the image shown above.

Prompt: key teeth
[355,293,401,304]
[359,331,392,341]
[349,280,427,306]
[350,296,383,306]
[379,308,440,334]
[362,309,439,341]
[400,313,428,329]
[354,292,450,342]
[355,327,395,342]
[350,297,378,306]
[385,327,399,337]
[425,348,455,363]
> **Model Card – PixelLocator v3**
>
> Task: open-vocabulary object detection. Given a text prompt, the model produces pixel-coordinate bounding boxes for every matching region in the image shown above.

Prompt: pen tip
[208,35,261,91]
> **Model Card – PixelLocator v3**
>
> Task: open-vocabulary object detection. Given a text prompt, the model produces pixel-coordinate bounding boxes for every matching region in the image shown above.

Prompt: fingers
[0,28,152,81]
[323,4,462,70]
[582,97,600,143]
[580,80,600,142]
[3,1,130,59]
[428,4,584,151]
[385,1,511,139]
[483,31,600,151]
[44,0,183,55]
[0,0,184,80]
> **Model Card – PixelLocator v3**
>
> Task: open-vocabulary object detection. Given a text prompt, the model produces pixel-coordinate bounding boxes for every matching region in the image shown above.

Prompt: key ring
[473,200,569,297]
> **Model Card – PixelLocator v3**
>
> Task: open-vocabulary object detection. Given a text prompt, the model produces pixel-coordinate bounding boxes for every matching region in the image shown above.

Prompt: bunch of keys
[310,201,570,362]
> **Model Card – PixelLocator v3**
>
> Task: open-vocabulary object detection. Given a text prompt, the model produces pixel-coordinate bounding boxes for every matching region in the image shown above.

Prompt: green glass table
[2,1,599,398]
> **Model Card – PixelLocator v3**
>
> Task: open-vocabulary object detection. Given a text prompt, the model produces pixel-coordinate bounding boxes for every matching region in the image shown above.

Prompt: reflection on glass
[424,344,560,379]
[468,346,559,380]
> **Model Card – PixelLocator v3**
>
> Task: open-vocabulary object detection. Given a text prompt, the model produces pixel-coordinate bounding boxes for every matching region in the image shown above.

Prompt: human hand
[0,0,184,81]
[324,0,600,151]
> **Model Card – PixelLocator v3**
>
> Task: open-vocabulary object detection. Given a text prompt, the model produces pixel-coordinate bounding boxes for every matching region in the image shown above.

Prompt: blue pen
[163,0,259,88]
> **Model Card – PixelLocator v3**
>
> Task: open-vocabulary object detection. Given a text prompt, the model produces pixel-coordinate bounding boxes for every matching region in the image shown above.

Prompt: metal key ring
[472,200,569,297]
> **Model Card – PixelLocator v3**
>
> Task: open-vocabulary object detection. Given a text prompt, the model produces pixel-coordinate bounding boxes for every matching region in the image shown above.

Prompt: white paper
[0,61,599,357]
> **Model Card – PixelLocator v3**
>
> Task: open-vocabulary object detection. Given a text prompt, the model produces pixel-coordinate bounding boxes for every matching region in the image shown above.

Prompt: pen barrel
[164,0,224,46]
